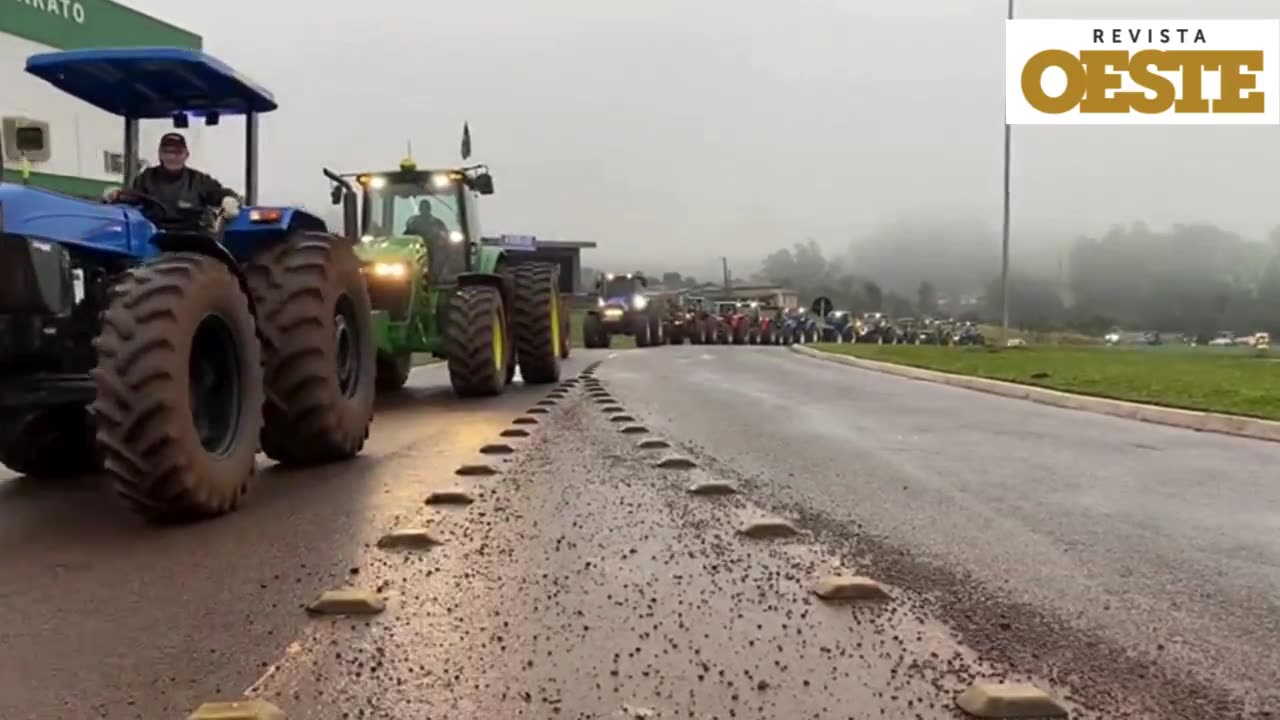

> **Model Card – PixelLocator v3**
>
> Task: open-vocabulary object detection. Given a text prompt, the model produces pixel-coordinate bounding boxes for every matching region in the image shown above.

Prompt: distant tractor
[713,301,751,344]
[781,308,817,344]
[665,295,712,344]
[821,311,857,343]
[583,273,665,348]
[0,48,376,521]
[327,160,565,396]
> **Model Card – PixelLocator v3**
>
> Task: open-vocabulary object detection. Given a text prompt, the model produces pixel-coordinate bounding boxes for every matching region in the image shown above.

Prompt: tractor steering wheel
[111,189,170,215]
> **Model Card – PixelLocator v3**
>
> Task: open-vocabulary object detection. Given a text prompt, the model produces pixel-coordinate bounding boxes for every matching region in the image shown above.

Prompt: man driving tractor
[105,132,241,229]
[404,199,449,241]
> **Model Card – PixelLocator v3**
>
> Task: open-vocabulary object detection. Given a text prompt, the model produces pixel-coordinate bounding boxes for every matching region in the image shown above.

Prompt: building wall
[0,0,202,197]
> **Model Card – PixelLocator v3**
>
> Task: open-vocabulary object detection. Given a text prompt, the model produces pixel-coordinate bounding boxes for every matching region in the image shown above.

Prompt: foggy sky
[122,0,1280,276]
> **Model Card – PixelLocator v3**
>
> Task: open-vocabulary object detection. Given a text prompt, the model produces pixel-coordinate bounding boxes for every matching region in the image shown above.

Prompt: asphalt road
[0,359,593,720]
[4,345,1277,718]
[598,344,1280,718]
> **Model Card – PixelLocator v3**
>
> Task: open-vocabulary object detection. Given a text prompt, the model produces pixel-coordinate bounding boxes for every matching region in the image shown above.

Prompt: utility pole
[720,256,731,289]
[1000,0,1014,345]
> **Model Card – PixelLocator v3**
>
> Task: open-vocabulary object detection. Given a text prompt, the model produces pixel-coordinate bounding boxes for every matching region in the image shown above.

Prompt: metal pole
[721,256,731,289]
[1000,0,1014,345]
[244,112,259,206]
[122,118,140,186]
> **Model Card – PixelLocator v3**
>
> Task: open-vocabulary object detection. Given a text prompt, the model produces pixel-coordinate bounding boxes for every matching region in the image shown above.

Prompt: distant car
[1104,331,1121,345]
[1006,338,1028,348]
[1254,332,1271,349]
[1208,332,1235,347]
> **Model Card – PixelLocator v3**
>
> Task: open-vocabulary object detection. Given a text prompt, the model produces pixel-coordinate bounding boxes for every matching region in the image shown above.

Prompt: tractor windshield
[601,277,642,301]
[364,177,467,282]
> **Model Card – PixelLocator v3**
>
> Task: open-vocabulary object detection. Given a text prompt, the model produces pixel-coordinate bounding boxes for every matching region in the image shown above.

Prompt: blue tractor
[0,48,376,522]
[780,308,817,345]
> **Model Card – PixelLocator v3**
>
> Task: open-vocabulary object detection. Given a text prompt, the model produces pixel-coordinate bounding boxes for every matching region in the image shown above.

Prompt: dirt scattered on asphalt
[249,369,1023,718]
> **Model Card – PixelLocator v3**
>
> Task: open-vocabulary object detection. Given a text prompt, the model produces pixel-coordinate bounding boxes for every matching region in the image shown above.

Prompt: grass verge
[810,343,1280,421]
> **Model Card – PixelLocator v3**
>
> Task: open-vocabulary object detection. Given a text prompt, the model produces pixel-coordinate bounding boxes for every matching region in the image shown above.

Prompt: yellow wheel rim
[492,309,504,374]
[550,285,562,356]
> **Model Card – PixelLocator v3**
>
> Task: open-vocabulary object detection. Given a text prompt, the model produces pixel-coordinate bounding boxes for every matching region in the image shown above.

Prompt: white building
[1,0,202,197]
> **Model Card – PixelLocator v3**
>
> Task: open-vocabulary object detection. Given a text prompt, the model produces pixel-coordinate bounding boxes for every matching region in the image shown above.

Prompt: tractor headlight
[597,297,605,308]
[449,230,464,243]
[360,234,374,243]
[431,173,453,189]
[632,294,648,310]
[368,176,387,190]
[371,262,408,279]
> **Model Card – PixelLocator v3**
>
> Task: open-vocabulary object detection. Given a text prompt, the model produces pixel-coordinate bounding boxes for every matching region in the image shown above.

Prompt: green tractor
[324,158,567,396]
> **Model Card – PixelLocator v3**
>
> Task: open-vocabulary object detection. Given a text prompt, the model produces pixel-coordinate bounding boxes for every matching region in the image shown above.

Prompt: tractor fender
[150,231,258,318]
[457,272,514,312]
[220,207,329,261]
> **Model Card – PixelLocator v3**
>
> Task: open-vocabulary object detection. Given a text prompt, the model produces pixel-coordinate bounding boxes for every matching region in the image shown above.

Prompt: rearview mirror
[473,172,495,195]
[329,184,344,206]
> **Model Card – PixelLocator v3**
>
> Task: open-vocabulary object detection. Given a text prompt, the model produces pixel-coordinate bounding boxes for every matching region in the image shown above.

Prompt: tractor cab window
[601,277,642,301]
[365,178,467,282]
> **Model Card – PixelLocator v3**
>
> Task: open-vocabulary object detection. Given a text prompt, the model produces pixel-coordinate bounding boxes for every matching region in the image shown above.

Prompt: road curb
[788,344,1280,444]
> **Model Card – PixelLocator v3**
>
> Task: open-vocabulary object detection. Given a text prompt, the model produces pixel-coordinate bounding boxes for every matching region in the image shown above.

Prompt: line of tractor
[581,278,986,348]
[0,47,567,522]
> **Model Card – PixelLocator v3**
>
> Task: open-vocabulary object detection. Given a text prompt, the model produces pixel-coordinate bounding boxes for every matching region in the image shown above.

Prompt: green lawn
[811,344,1280,420]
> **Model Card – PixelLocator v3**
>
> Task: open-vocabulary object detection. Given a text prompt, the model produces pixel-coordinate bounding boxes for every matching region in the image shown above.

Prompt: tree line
[751,218,1280,340]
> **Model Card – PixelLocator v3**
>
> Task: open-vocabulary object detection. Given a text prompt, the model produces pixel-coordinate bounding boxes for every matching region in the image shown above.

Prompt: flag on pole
[460,122,472,160]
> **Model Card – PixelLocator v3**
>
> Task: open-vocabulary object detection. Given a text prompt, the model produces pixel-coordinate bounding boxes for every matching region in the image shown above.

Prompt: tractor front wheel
[376,353,413,392]
[511,264,562,384]
[92,253,263,522]
[0,407,100,478]
[446,286,509,396]
[633,315,652,347]
[247,233,376,466]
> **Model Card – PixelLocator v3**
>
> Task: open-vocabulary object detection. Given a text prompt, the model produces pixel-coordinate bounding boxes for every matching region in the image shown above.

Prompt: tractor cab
[328,161,495,284]
[595,272,649,311]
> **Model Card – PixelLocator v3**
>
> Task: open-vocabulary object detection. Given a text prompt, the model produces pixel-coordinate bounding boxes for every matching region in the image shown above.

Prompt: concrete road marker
[620,424,649,434]
[655,455,697,469]
[602,405,625,413]
[455,463,498,476]
[636,438,671,449]
[739,518,799,539]
[610,414,637,423]
[527,407,549,414]
[501,428,531,438]
[536,399,557,406]
[956,682,1068,718]
[479,443,515,455]
[512,416,539,425]
[687,480,738,495]
[376,528,443,549]
[306,589,386,615]
[425,488,476,505]
[811,575,890,601]
[188,698,286,720]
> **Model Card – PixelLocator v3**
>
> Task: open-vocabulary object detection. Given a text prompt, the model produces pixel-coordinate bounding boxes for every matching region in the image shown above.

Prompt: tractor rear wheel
[246,233,376,466]
[92,253,263,522]
[376,353,413,392]
[510,264,562,384]
[446,286,509,396]
[0,407,100,478]
[583,313,603,348]
[634,315,652,347]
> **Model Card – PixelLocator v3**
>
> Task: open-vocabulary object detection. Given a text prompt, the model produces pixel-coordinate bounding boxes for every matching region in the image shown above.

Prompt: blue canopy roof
[25,47,277,119]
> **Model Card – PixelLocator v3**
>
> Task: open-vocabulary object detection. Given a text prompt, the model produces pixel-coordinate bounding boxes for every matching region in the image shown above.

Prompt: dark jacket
[130,166,238,228]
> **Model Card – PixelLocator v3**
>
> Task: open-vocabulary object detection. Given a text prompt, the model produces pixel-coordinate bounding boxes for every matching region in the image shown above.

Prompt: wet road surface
[0,359,591,720]
[4,346,1277,718]
[598,345,1280,718]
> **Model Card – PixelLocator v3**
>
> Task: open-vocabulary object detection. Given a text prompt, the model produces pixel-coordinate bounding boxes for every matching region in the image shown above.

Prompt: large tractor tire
[732,323,747,345]
[376,353,412,392]
[246,234,376,466]
[92,253,263,522]
[648,313,665,347]
[510,264,562,384]
[583,313,604,349]
[633,315,652,347]
[559,303,572,359]
[446,285,509,397]
[0,407,100,478]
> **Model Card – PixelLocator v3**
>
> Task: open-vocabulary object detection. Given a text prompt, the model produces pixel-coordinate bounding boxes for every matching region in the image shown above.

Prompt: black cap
[159,132,187,151]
